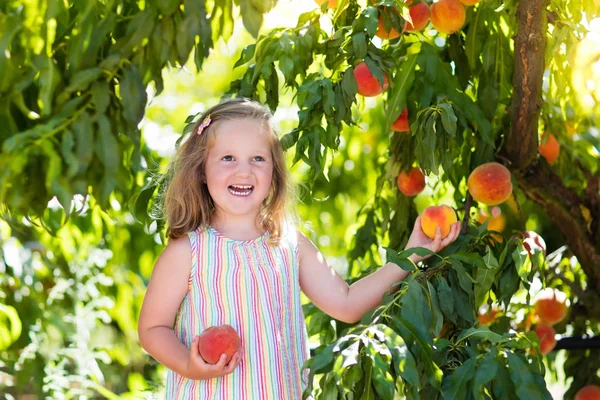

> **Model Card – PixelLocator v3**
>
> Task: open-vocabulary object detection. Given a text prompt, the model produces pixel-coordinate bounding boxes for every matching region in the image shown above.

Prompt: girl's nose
[235,161,252,176]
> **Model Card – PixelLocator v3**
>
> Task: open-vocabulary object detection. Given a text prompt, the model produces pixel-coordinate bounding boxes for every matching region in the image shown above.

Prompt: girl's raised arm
[298,218,460,324]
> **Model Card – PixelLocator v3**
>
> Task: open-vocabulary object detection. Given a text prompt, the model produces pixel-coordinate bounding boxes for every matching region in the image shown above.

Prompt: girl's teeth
[228,186,253,196]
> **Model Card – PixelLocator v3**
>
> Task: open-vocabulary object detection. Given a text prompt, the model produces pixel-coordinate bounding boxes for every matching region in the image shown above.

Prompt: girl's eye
[222,155,234,161]
[253,156,266,162]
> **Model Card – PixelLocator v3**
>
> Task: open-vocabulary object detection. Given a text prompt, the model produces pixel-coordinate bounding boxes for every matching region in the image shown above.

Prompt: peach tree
[224,0,600,398]
[1,0,600,398]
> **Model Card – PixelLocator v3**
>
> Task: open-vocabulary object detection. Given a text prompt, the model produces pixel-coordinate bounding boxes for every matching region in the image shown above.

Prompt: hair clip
[196,114,212,135]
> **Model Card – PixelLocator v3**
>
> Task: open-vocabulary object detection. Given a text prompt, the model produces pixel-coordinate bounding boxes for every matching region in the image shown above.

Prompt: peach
[534,288,568,326]
[430,0,466,34]
[420,205,458,239]
[467,162,513,206]
[405,1,430,32]
[521,230,546,259]
[397,167,426,196]
[476,206,506,232]
[534,324,556,355]
[458,0,481,4]
[477,306,499,326]
[354,62,389,97]
[539,133,560,164]
[198,324,241,364]
[575,385,600,400]
[315,0,337,8]
[392,108,409,132]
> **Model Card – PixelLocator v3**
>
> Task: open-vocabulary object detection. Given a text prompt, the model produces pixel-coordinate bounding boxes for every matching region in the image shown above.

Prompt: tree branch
[502,0,600,298]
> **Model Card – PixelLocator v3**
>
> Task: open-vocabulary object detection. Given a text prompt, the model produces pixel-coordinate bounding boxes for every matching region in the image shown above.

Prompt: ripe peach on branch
[392,108,410,132]
[467,162,513,206]
[353,61,389,97]
[534,324,557,355]
[397,167,426,196]
[430,0,466,34]
[534,288,568,326]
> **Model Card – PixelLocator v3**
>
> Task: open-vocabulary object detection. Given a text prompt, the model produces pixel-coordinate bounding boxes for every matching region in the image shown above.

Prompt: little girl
[138,97,460,399]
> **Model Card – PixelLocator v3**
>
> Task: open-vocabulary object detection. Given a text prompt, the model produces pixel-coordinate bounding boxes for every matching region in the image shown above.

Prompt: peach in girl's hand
[420,205,458,239]
[198,324,241,364]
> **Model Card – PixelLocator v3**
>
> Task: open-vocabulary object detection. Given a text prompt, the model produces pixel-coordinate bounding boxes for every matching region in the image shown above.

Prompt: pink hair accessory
[196,114,212,135]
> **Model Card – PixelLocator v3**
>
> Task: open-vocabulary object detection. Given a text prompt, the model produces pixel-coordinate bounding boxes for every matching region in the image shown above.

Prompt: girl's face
[204,118,274,223]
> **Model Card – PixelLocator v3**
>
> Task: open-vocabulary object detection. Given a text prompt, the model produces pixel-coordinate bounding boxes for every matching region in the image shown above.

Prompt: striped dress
[165,224,310,399]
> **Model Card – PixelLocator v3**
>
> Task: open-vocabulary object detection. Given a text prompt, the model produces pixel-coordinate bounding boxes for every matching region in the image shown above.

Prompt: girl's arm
[298,216,460,324]
[138,237,240,380]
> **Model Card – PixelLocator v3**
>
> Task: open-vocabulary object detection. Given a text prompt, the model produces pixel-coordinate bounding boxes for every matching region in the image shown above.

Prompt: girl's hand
[184,336,242,381]
[405,216,461,262]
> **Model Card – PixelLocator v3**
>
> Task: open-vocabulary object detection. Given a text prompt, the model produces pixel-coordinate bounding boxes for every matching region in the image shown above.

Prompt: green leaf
[91,81,111,115]
[434,276,456,324]
[457,326,504,344]
[235,44,256,68]
[371,352,395,400]
[385,53,418,131]
[239,0,263,38]
[72,111,95,174]
[394,316,442,389]
[483,245,500,269]
[506,353,552,400]
[441,358,476,400]
[95,115,120,174]
[38,58,62,117]
[512,243,532,282]
[474,266,497,306]
[472,350,499,400]
[438,103,457,137]
[119,63,147,127]
[383,247,417,272]
[450,259,474,295]
[61,129,79,178]
[400,280,431,342]
[352,33,367,59]
[426,281,444,337]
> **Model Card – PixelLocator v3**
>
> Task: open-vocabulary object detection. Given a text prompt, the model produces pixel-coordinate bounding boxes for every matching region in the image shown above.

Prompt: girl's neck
[210,214,265,241]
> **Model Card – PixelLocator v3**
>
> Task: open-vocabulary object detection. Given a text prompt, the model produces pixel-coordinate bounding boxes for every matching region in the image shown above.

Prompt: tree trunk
[503,0,600,306]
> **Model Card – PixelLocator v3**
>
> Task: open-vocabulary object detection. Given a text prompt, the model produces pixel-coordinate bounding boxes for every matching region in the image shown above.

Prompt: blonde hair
[160,97,294,245]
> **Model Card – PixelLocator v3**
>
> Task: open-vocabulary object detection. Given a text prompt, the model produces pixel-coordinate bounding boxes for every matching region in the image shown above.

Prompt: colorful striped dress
[165,224,310,399]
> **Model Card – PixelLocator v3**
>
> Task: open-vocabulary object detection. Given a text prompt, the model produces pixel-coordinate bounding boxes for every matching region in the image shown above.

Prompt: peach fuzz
[467,162,513,206]
[353,62,389,97]
[315,0,337,9]
[198,324,241,364]
[575,385,600,400]
[534,288,568,326]
[539,133,560,164]
[392,108,409,132]
[420,205,458,239]
[430,0,466,35]
[397,167,426,196]
[534,324,556,355]
[405,1,430,32]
